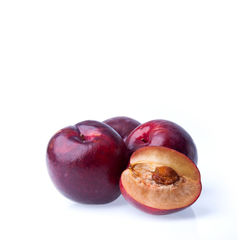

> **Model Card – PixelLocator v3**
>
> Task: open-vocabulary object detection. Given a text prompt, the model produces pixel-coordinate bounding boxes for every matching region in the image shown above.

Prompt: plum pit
[152,166,179,185]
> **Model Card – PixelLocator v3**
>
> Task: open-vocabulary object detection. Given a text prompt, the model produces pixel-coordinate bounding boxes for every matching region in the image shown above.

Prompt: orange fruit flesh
[121,146,201,210]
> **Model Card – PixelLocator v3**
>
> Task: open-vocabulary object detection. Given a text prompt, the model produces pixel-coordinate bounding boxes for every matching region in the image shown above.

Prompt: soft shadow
[165,207,196,220]
[108,195,128,207]
[134,206,196,220]
[193,182,219,217]
[68,195,127,210]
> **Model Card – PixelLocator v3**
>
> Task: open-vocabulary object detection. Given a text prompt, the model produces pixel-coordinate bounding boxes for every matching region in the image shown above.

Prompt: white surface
[0,0,249,248]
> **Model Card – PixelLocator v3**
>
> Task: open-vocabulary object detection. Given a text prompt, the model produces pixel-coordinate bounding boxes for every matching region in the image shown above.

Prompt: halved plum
[120,146,202,214]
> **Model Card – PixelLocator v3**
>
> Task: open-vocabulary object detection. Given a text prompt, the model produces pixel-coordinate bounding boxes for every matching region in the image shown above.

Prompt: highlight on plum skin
[120,146,202,215]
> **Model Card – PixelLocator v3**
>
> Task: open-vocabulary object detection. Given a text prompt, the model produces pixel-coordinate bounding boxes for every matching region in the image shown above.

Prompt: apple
[125,119,198,164]
[103,116,140,140]
[120,146,202,214]
[46,120,128,204]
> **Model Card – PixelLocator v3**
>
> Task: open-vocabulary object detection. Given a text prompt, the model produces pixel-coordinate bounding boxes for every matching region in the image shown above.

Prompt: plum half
[120,146,202,214]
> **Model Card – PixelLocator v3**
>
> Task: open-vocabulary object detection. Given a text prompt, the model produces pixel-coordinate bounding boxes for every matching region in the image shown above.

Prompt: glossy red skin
[47,120,128,204]
[103,116,140,140]
[125,119,198,164]
[120,177,202,215]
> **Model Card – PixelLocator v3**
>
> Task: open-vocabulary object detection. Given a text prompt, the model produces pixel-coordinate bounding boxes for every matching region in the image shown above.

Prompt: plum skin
[103,116,140,140]
[46,120,129,204]
[125,119,198,164]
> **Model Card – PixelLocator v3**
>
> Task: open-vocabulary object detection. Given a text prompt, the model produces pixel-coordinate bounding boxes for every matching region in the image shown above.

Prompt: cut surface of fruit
[120,146,201,211]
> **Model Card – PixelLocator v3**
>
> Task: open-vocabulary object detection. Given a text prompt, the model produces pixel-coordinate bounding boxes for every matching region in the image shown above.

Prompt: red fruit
[120,146,202,214]
[104,116,140,140]
[125,119,198,164]
[46,120,128,204]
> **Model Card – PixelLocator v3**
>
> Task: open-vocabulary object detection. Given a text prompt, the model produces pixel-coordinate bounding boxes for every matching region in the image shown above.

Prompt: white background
[0,0,249,248]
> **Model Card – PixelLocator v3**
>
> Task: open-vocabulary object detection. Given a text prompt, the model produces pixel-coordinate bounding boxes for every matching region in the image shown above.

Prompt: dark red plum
[46,120,128,204]
[103,116,140,140]
[125,119,198,164]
